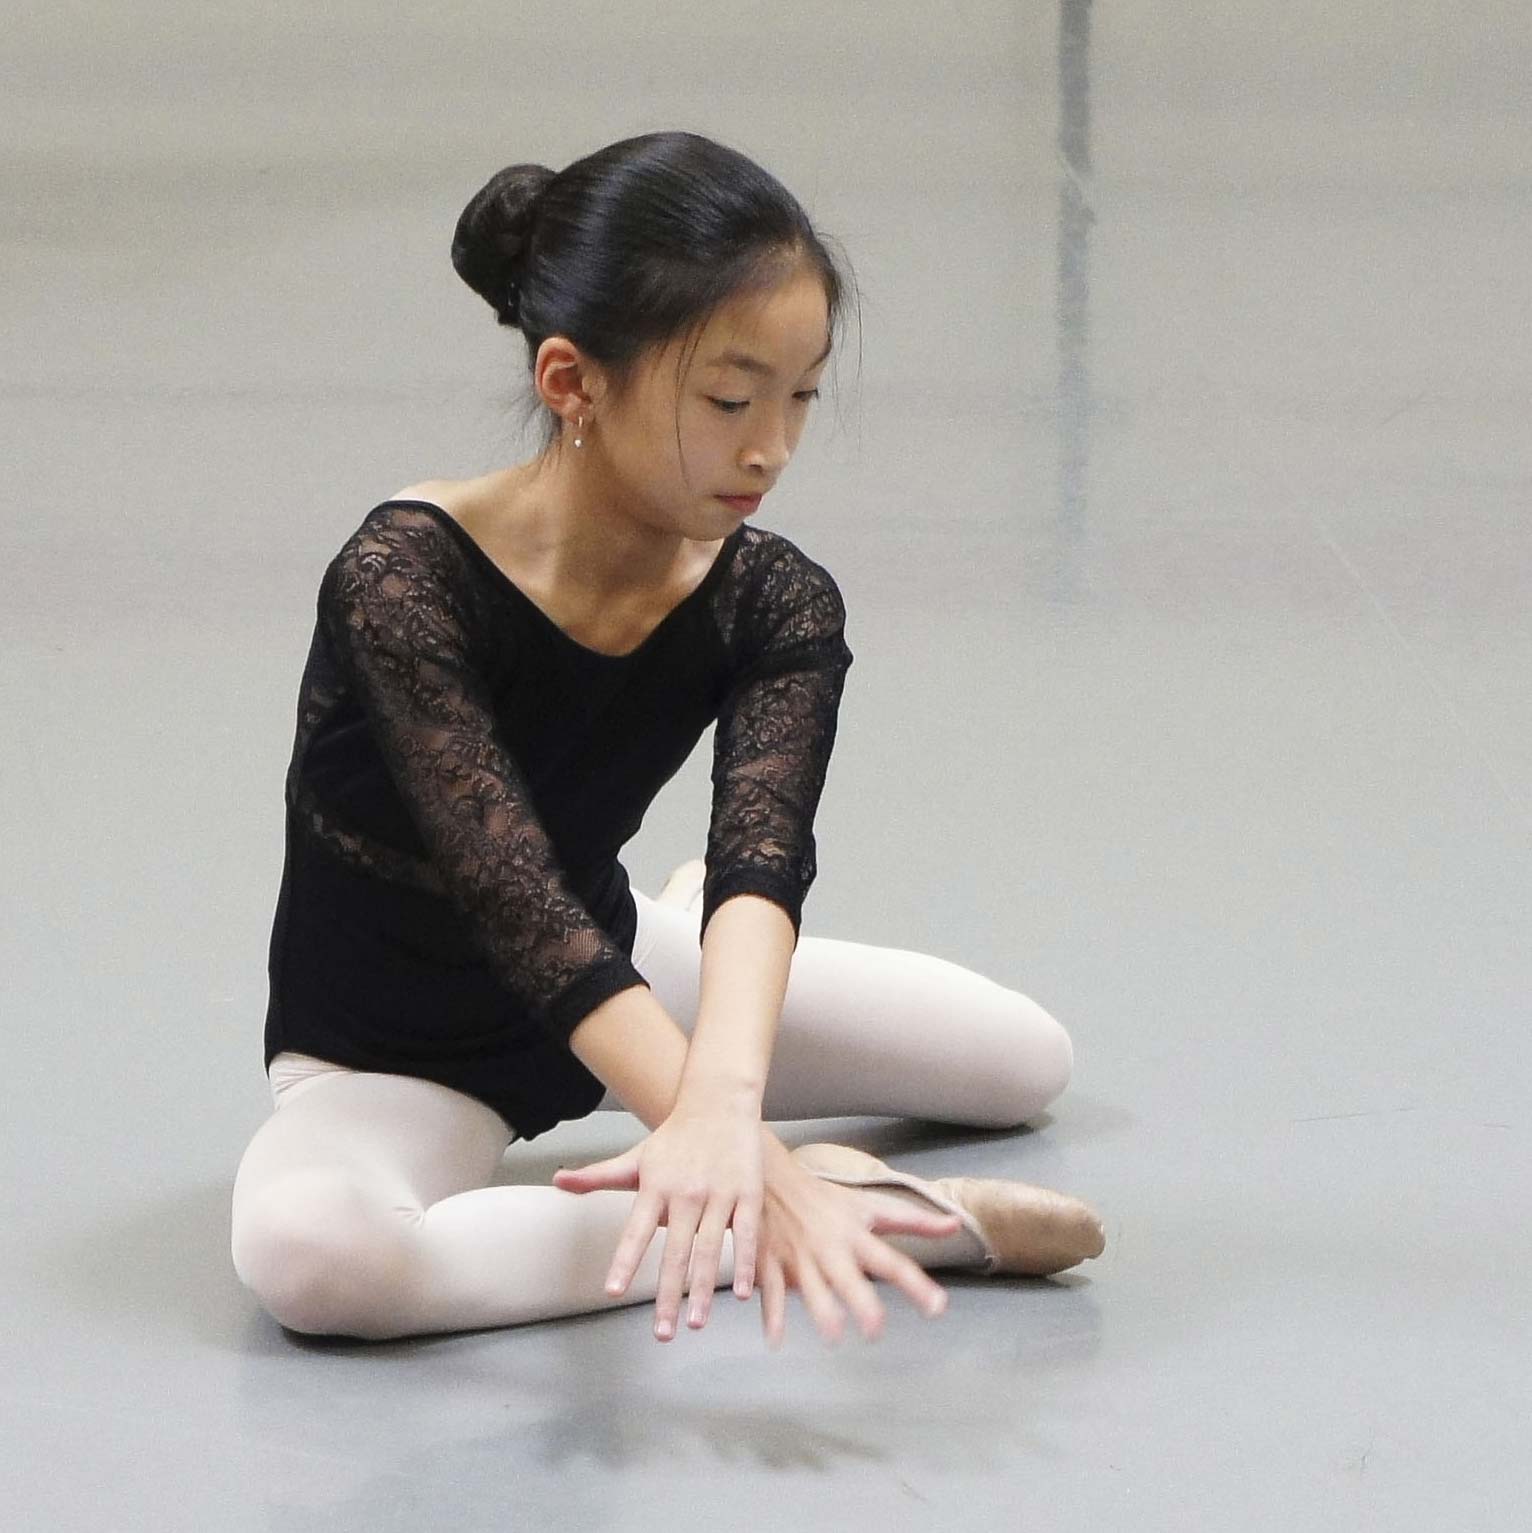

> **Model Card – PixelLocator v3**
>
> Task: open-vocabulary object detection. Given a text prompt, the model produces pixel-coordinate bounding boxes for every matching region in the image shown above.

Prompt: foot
[656,857,707,911]
[929,1173,1106,1277]
[791,1142,1105,1278]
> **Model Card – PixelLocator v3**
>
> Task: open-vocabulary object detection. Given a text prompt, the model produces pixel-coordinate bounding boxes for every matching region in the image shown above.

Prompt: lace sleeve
[319,507,649,1045]
[699,545,854,947]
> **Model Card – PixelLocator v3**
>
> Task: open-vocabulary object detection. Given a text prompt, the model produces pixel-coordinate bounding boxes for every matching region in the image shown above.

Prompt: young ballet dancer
[231,129,1105,1351]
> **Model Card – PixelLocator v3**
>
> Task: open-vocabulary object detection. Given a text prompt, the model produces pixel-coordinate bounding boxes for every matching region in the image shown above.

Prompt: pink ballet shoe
[790,1142,1106,1277]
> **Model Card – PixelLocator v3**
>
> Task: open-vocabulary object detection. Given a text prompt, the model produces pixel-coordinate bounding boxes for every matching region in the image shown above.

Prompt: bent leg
[232,1061,744,1339]
[609,887,1074,1128]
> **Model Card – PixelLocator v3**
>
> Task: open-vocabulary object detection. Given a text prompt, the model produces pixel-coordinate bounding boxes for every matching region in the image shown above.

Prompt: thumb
[866,1205,965,1239]
[553,1147,642,1195]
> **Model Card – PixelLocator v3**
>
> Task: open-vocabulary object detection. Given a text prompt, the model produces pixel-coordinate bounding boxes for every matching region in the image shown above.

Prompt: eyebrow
[706,337,833,377]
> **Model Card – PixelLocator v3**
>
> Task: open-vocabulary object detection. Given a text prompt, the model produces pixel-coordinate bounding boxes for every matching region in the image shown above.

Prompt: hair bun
[451,162,557,328]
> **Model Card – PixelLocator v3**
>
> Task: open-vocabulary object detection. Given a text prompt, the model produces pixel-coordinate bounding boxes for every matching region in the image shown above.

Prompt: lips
[717,494,763,513]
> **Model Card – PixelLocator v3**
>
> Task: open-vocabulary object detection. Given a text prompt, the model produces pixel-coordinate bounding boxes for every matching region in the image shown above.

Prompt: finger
[604,1195,662,1299]
[865,1204,965,1239]
[653,1196,704,1342]
[684,1200,734,1330]
[857,1233,950,1321]
[821,1251,887,1343]
[760,1251,788,1350]
[555,1149,638,1194]
[794,1254,847,1348]
[730,1196,759,1300]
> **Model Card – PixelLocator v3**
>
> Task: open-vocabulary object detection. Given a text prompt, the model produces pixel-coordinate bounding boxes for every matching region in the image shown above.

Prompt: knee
[231,1169,409,1339]
[985,991,1074,1129]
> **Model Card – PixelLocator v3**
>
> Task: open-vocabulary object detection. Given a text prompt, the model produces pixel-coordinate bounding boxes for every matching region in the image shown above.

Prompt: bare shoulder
[389,474,521,547]
[388,478,467,519]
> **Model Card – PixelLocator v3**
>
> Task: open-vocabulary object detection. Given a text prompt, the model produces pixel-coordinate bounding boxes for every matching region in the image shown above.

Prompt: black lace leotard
[263,499,854,1141]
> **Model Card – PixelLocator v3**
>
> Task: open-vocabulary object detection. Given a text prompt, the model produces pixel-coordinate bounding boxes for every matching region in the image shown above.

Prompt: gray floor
[4,3,1529,1528]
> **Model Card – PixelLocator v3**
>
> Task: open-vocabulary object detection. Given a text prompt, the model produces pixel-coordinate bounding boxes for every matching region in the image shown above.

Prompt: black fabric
[264,499,853,1141]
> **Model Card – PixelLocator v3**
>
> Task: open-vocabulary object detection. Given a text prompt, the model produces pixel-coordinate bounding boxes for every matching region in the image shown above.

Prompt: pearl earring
[574,416,584,449]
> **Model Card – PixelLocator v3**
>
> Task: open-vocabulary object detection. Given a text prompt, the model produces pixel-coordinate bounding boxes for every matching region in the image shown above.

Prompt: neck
[494,448,700,601]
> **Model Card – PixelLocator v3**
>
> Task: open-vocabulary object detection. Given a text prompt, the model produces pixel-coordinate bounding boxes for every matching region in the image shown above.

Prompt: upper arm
[319,507,648,1042]
[699,545,854,945]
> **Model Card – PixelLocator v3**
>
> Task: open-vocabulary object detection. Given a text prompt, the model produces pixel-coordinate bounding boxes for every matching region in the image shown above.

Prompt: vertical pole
[1056,0,1094,593]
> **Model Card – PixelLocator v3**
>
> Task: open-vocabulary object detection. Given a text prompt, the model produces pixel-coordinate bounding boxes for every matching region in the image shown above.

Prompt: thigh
[617,888,1071,1125]
[761,928,1071,1123]
[234,1064,513,1220]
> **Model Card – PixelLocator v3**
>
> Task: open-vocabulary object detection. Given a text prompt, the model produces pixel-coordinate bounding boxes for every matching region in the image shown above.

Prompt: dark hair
[450,130,858,458]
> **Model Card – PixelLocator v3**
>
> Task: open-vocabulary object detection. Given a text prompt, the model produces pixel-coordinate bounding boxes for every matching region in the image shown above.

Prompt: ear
[534,336,604,427]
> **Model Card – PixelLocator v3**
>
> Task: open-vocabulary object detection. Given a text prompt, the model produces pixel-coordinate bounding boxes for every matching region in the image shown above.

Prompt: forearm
[678,894,796,1111]
[565,894,795,1131]
[567,984,694,1132]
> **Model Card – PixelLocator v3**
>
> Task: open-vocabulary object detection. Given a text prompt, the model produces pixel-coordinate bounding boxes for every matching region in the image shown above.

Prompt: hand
[751,1132,963,1350]
[552,1101,763,1342]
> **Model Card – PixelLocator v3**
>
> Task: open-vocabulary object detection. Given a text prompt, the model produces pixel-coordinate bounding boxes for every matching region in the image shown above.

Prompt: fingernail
[656,1320,672,1339]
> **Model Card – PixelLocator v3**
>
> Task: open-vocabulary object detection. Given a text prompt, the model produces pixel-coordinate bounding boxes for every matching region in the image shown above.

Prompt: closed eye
[709,389,821,415]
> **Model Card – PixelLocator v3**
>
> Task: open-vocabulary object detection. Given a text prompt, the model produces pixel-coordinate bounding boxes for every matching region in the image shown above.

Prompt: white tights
[231,885,1075,1339]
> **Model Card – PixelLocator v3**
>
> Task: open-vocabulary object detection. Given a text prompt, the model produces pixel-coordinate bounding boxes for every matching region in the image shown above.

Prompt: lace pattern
[311,509,650,1043]
[700,540,853,945]
[285,501,853,1046]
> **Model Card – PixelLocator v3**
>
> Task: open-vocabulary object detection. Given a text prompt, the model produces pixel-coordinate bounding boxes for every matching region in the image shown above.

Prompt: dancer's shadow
[251,1277,1105,1524]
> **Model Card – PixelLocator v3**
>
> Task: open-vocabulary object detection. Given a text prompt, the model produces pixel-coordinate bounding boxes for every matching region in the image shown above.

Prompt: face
[592,264,832,538]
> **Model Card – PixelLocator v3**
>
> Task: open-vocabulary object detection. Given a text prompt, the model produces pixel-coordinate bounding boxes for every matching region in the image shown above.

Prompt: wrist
[758,1124,794,1169]
[673,1074,764,1117]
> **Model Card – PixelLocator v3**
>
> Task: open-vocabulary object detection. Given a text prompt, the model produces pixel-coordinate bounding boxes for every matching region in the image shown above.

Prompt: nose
[742,413,792,479]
